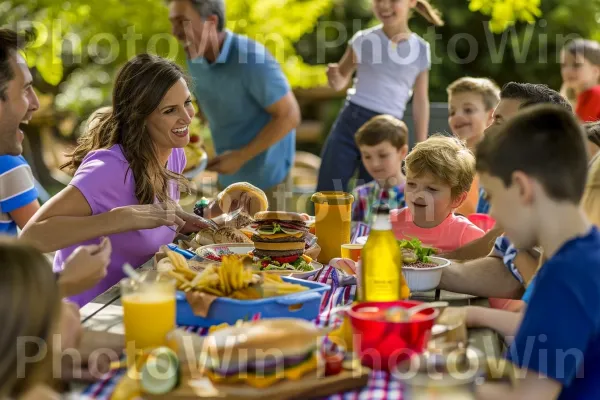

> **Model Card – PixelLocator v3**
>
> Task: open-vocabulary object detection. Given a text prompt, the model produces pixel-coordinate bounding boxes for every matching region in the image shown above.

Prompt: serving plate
[183,148,208,179]
[193,243,323,279]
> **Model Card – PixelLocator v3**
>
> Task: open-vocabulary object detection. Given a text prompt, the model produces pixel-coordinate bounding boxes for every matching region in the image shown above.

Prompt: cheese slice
[258,232,304,239]
[301,255,312,263]
[206,354,318,389]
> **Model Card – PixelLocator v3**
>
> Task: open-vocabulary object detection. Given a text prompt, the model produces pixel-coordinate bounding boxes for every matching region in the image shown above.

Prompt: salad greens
[398,238,437,263]
[258,256,314,272]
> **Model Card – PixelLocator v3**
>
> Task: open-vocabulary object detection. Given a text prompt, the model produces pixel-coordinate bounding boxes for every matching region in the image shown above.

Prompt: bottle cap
[195,197,210,207]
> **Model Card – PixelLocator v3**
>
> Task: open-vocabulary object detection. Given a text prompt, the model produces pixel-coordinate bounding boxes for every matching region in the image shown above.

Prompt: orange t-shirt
[390,207,485,253]
[455,174,480,217]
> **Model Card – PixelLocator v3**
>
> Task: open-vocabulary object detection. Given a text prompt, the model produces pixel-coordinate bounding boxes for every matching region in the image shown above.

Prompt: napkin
[185,291,218,318]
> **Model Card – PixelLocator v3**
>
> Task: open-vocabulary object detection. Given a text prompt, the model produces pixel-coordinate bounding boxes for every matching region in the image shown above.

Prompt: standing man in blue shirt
[168,0,301,210]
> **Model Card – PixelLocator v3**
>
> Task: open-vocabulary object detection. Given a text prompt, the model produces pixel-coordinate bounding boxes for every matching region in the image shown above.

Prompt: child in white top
[317,0,443,193]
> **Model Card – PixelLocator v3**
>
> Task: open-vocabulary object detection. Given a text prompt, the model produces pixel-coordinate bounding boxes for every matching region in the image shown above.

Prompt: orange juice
[341,243,363,262]
[122,291,175,350]
[121,272,176,356]
[311,192,354,264]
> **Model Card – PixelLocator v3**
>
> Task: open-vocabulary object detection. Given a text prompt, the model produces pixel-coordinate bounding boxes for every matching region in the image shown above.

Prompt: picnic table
[73,258,503,399]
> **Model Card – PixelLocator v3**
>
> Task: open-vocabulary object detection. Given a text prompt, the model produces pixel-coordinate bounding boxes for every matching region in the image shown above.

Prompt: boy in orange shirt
[390,135,485,252]
[447,77,500,216]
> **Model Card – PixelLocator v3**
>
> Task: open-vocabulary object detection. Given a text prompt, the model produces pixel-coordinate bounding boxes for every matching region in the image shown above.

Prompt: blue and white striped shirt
[0,156,38,236]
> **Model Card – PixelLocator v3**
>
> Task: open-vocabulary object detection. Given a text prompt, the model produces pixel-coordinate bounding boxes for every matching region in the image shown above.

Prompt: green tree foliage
[304,0,600,102]
[0,0,332,119]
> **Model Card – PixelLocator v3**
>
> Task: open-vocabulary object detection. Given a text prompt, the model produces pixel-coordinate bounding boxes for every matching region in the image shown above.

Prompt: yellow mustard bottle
[360,204,410,301]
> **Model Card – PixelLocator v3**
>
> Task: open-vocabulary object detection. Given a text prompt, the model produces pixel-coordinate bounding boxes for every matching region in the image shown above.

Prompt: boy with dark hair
[351,115,409,223]
[473,104,600,399]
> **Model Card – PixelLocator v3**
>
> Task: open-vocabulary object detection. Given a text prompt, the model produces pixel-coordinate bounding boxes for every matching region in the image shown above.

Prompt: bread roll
[214,227,253,244]
[195,228,216,246]
[217,182,268,216]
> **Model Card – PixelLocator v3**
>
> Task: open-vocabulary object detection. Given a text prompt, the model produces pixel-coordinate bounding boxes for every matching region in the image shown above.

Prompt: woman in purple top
[21,54,213,306]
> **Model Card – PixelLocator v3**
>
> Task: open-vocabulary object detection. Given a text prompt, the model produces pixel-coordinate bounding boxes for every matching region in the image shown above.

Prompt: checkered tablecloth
[81,265,404,400]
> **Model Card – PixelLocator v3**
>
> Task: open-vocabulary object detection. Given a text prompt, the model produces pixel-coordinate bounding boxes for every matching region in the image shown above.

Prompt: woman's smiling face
[145,77,195,151]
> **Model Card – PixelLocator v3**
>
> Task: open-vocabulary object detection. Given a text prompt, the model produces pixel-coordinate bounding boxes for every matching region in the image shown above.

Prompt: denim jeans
[317,102,381,192]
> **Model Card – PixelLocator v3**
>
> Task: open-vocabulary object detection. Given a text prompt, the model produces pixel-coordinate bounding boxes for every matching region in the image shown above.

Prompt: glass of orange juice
[121,271,176,353]
[341,243,363,262]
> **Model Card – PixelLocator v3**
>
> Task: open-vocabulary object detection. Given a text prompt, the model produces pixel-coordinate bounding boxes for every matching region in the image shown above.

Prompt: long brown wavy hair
[0,239,61,397]
[61,54,191,204]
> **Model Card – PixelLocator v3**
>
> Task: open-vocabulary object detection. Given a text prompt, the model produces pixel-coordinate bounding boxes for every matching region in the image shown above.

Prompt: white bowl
[402,256,451,292]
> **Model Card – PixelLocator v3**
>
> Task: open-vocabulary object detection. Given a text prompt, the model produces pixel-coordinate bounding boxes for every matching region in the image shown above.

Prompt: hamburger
[203,319,323,388]
[251,211,313,272]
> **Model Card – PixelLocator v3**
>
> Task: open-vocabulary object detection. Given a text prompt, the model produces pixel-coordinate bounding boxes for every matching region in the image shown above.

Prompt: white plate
[183,150,208,179]
[193,243,323,279]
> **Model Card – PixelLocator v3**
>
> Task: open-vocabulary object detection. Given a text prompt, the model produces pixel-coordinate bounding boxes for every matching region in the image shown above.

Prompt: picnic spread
[74,189,508,400]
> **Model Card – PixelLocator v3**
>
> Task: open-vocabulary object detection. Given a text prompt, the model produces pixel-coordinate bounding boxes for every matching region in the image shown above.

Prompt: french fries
[160,251,308,300]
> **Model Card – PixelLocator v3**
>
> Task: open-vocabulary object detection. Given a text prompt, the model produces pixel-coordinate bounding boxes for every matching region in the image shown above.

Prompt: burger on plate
[251,211,313,272]
[203,318,323,388]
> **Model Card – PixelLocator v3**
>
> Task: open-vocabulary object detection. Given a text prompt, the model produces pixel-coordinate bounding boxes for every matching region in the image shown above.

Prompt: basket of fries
[158,251,330,327]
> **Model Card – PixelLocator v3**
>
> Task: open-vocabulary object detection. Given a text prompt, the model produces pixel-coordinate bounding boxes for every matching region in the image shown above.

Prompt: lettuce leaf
[398,238,437,263]
[257,222,282,235]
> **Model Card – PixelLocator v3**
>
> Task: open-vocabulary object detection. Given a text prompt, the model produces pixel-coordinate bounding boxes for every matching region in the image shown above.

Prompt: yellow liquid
[122,292,175,351]
[314,202,352,264]
[360,228,410,302]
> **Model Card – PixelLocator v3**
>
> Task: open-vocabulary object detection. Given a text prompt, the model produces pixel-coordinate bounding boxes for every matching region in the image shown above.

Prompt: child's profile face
[560,50,600,91]
[405,172,463,227]
[448,92,494,145]
[479,172,537,250]
[360,141,407,184]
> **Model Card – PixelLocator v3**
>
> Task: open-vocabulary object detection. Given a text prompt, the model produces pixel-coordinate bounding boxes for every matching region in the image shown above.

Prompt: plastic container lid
[311,191,354,205]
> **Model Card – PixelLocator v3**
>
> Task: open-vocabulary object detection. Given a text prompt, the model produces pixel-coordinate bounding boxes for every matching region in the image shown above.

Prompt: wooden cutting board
[146,363,370,400]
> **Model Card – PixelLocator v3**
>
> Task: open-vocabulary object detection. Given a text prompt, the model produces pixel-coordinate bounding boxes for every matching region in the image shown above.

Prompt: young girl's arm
[412,70,430,143]
[327,46,357,92]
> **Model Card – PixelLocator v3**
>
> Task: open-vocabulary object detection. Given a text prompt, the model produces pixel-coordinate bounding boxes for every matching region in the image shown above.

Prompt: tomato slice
[272,255,299,264]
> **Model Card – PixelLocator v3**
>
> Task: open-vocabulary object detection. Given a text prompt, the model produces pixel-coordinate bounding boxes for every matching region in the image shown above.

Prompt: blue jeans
[317,102,381,192]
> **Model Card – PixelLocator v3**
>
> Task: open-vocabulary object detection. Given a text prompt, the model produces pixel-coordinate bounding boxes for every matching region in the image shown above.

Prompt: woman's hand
[176,206,219,234]
[59,237,112,297]
[112,203,186,231]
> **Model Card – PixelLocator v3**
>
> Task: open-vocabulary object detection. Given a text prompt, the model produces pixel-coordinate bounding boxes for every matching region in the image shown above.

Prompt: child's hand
[327,63,345,91]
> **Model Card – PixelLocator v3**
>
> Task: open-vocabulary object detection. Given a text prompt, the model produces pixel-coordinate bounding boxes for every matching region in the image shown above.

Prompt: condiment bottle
[310,192,354,264]
[360,204,410,301]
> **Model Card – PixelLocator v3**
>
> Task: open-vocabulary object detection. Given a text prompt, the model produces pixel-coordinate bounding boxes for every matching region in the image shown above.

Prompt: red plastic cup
[467,213,496,232]
[347,301,439,371]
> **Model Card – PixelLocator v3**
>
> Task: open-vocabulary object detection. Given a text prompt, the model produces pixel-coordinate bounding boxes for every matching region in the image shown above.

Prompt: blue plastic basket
[176,277,331,327]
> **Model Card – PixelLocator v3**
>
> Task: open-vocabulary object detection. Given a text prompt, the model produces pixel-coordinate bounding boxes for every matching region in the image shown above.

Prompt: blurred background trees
[4,0,600,127]
[3,0,600,189]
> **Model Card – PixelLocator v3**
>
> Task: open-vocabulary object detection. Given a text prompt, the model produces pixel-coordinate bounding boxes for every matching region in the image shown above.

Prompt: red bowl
[347,301,439,371]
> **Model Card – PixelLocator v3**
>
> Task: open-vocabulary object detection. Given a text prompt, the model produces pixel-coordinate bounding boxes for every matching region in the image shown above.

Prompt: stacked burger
[204,319,322,388]
[252,212,313,272]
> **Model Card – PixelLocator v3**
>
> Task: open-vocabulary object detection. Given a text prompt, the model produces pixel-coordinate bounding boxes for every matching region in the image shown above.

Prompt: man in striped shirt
[0,29,40,235]
[0,155,40,235]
